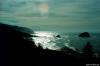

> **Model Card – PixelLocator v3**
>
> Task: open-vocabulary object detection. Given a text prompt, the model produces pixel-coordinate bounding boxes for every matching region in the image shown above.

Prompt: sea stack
[79,32,91,38]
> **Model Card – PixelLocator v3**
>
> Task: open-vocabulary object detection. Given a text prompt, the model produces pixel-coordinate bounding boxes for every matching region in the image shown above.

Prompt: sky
[0,0,100,32]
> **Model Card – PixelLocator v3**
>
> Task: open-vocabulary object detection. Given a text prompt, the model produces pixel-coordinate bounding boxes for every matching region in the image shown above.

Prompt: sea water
[32,31,100,52]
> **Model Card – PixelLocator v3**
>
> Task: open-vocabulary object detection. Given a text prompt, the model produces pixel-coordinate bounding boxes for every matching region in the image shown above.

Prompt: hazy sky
[0,0,100,32]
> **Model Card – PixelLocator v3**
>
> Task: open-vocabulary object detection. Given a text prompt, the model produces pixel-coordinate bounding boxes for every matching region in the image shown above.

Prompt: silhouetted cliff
[0,23,99,66]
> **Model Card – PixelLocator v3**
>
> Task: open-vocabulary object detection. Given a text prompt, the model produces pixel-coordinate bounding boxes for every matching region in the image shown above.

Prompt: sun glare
[34,31,53,37]
[38,3,49,16]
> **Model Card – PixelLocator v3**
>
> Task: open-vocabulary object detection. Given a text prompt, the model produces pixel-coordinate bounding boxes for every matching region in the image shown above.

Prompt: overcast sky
[0,0,100,32]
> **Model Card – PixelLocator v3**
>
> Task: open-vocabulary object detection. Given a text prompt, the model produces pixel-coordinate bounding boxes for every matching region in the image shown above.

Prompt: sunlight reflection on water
[32,31,71,50]
[31,31,100,52]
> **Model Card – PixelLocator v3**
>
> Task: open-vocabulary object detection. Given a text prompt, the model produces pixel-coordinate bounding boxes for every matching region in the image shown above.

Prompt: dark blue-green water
[32,31,100,52]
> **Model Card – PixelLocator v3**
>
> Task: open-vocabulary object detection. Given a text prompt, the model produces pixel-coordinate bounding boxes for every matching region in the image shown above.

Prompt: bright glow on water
[34,31,55,37]
[32,31,72,50]
[32,31,60,50]
[32,31,100,52]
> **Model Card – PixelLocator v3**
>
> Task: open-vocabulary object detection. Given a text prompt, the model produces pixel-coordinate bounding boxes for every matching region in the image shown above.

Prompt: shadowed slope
[0,23,99,66]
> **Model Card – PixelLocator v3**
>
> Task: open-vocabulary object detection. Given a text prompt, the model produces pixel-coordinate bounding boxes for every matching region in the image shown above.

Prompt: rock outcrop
[79,32,91,38]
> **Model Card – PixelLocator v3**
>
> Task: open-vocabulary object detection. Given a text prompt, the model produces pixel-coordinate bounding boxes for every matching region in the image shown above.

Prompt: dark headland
[0,23,99,66]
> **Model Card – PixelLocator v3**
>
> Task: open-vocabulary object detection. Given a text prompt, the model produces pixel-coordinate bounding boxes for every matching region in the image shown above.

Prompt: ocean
[32,31,100,53]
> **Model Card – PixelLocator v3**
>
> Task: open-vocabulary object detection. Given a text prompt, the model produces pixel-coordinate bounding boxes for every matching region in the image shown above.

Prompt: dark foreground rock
[0,23,99,66]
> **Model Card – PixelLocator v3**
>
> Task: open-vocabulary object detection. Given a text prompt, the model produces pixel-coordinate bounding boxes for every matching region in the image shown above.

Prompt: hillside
[0,23,99,66]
